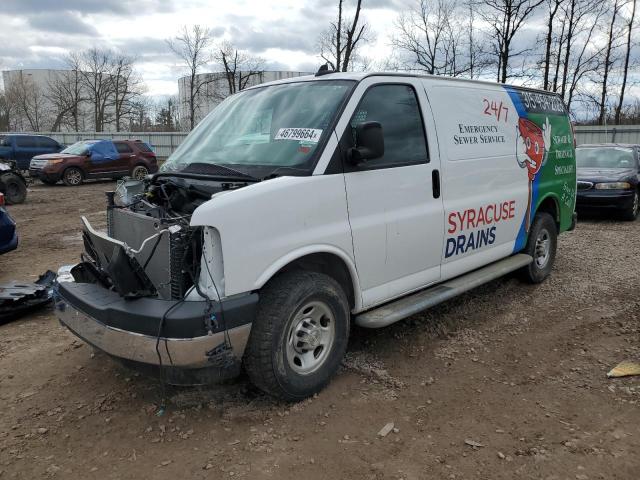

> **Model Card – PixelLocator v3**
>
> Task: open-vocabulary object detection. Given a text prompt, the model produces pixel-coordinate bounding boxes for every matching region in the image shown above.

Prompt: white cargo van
[56,71,577,400]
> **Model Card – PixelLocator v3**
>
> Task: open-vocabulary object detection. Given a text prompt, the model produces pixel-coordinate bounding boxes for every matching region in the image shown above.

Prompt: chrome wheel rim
[286,300,335,375]
[66,169,81,185]
[132,166,148,180]
[534,228,551,268]
[633,192,639,216]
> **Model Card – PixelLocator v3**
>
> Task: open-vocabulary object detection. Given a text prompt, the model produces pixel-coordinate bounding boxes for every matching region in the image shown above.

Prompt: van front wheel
[520,212,557,284]
[244,271,350,401]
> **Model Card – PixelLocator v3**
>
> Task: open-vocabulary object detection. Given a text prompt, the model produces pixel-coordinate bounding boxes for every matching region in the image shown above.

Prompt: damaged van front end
[55,176,259,384]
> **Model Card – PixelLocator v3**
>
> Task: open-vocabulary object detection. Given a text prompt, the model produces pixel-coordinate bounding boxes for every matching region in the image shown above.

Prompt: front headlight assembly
[594,182,632,190]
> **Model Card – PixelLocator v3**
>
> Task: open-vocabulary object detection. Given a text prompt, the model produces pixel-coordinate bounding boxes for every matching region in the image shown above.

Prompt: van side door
[338,78,444,308]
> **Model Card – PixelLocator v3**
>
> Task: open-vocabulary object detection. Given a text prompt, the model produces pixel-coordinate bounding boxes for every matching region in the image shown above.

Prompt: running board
[355,254,533,329]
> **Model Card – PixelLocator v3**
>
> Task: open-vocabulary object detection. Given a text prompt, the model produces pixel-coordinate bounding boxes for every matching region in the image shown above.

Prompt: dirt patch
[1,183,639,479]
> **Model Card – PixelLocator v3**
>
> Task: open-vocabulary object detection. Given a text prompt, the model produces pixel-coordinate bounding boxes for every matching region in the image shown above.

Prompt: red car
[29,139,158,186]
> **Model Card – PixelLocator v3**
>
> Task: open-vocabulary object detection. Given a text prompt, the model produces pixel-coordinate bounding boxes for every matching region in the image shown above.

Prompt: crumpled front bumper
[56,299,251,369]
[54,268,258,380]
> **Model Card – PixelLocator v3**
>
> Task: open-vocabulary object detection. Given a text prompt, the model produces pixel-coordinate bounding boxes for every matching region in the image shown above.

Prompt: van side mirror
[349,121,384,165]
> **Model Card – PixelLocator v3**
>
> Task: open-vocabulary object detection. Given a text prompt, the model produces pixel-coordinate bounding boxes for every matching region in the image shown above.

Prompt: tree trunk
[598,0,620,124]
[543,0,561,90]
[560,0,576,98]
[615,0,636,124]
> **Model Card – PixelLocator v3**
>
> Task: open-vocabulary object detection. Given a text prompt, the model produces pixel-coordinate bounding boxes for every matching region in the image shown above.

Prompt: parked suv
[29,139,158,186]
[0,134,64,170]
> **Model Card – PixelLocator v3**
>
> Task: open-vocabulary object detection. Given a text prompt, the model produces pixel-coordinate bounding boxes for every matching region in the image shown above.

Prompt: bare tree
[598,0,624,124]
[318,0,370,71]
[393,0,455,74]
[214,41,265,96]
[128,96,154,132]
[5,71,49,131]
[111,54,145,132]
[542,0,605,112]
[167,25,213,130]
[541,0,565,90]
[478,0,545,83]
[75,48,118,131]
[46,57,85,132]
[615,0,637,124]
[0,92,10,131]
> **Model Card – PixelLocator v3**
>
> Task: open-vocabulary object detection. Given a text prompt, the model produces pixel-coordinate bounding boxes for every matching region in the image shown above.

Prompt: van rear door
[337,77,444,309]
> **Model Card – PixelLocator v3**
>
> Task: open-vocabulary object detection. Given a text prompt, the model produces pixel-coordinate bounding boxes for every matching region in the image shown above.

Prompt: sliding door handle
[432,169,440,199]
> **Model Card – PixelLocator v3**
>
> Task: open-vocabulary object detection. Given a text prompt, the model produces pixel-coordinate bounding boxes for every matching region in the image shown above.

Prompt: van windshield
[162,80,354,176]
[576,147,637,169]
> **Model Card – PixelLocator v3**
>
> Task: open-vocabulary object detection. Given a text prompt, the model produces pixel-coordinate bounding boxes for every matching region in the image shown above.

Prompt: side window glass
[115,142,133,154]
[36,137,58,148]
[349,84,428,169]
[15,136,36,148]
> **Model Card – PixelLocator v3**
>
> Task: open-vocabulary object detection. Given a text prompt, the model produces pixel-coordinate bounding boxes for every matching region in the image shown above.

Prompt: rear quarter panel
[424,79,575,279]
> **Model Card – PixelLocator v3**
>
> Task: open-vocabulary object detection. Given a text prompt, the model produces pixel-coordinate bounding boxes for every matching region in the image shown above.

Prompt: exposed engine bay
[75,172,252,300]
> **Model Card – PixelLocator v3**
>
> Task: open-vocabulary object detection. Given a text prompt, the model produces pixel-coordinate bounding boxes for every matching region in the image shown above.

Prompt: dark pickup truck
[0,134,64,170]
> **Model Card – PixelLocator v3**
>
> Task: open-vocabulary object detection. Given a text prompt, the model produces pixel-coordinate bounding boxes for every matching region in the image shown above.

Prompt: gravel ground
[0,182,639,480]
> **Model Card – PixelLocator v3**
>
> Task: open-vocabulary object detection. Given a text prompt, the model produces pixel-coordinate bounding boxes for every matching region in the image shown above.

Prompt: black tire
[519,212,557,284]
[621,190,639,221]
[131,165,149,181]
[62,167,83,186]
[0,172,27,204]
[244,271,350,401]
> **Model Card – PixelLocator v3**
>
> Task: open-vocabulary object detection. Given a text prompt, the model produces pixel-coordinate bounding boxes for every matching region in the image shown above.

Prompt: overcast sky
[0,0,411,96]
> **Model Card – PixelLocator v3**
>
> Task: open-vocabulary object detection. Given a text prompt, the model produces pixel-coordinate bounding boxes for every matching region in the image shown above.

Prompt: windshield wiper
[262,166,311,180]
[152,162,260,184]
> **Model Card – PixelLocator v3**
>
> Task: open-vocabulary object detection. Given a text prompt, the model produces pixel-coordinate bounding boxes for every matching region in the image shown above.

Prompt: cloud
[2,0,174,15]
[26,12,98,35]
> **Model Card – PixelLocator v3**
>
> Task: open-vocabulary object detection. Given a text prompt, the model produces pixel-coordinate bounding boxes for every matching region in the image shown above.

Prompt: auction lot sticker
[275,128,323,143]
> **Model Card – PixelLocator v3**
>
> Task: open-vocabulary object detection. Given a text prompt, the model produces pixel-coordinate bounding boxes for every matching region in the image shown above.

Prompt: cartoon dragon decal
[516,117,551,231]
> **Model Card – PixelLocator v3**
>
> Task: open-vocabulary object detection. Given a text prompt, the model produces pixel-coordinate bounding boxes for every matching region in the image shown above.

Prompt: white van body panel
[424,80,530,281]
[190,175,362,310]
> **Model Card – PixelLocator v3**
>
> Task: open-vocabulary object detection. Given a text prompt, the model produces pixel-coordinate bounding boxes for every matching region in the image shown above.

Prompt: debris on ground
[607,360,640,378]
[0,270,56,323]
[377,422,395,437]
[464,439,485,448]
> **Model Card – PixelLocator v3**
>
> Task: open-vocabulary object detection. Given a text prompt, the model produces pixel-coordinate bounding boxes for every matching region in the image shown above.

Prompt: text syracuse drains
[445,201,516,258]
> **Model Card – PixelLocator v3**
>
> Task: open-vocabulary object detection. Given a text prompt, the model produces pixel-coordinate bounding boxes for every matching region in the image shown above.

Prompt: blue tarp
[87,140,119,163]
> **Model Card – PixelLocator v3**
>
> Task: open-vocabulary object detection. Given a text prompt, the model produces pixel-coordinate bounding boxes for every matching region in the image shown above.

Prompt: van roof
[248,71,562,98]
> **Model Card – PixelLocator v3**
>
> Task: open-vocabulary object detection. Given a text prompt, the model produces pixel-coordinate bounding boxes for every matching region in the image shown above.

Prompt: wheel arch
[535,193,560,232]
[255,247,361,312]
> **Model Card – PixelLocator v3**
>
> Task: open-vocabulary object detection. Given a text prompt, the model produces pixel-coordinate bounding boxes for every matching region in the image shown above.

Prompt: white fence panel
[574,125,640,145]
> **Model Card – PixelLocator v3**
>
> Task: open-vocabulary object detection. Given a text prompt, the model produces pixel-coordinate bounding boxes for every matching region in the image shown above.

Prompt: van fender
[534,192,561,226]
[254,244,363,312]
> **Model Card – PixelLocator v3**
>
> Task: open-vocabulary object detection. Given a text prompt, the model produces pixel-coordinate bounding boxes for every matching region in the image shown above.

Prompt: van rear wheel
[520,212,557,284]
[244,271,350,401]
